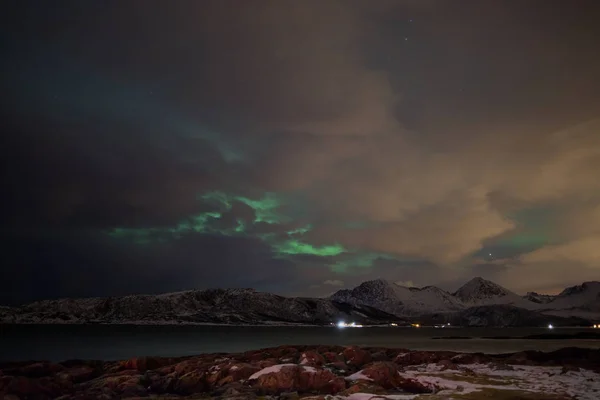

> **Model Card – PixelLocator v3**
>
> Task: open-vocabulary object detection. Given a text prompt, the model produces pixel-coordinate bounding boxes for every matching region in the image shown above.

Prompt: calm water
[0,325,598,362]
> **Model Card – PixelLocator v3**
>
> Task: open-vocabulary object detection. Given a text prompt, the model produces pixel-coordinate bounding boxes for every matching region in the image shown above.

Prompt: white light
[548,324,554,329]
[337,321,346,328]
[447,323,451,326]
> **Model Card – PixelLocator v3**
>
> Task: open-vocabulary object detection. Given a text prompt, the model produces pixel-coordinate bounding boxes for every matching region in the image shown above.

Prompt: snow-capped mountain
[2,278,599,325]
[532,282,600,319]
[0,288,401,325]
[523,292,556,304]
[453,277,530,307]
[330,279,463,317]
[330,278,600,320]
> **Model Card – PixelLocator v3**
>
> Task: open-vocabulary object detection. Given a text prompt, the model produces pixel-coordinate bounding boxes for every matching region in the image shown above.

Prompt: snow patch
[345,370,373,381]
[248,364,296,380]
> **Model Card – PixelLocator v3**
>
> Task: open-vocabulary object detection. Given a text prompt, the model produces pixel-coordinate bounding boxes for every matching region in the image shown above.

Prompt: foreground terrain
[1,345,599,399]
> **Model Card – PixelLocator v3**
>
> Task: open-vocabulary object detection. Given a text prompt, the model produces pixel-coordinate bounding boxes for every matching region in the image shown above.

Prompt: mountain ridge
[1,278,598,326]
[330,277,600,320]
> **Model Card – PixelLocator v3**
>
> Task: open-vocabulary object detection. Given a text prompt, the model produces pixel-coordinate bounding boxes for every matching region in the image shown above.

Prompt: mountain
[3,279,599,326]
[532,282,600,319]
[330,278,600,320]
[524,292,556,304]
[330,279,463,317]
[453,277,528,307]
[0,288,402,325]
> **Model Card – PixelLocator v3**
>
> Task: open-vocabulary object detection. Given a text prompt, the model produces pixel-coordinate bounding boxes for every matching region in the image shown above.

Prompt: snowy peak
[330,280,463,317]
[558,281,600,297]
[539,281,600,315]
[524,292,556,304]
[453,277,519,306]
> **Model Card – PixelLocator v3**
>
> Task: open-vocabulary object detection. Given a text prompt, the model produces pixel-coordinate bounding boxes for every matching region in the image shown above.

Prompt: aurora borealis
[2,0,600,304]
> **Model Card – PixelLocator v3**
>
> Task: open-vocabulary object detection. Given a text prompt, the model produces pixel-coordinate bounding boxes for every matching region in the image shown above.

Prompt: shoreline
[1,345,599,399]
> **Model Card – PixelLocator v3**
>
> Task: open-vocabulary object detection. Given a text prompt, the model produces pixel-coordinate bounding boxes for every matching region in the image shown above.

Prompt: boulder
[120,356,177,372]
[249,364,345,394]
[343,346,372,368]
[174,370,207,394]
[299,351,325,366]
[346,362,401,389]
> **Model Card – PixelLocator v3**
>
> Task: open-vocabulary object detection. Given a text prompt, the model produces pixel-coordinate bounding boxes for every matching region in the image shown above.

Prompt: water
[0,325,598,362]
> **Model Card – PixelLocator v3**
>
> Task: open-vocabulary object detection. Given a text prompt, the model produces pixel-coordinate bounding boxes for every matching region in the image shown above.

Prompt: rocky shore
[1,346,600,400]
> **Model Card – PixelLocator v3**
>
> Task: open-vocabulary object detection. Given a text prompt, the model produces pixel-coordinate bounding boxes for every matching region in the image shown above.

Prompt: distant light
[390,323,398,327]
[594,324,598,329]
[548,324,554,329]
[447,323,451,326]
[337,321,346,329]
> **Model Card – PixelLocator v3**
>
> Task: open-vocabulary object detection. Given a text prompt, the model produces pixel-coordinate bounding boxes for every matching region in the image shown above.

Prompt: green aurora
[108,191,558,271]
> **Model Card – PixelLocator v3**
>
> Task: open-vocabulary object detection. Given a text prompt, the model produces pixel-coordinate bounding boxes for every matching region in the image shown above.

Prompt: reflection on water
[0,325,598,362]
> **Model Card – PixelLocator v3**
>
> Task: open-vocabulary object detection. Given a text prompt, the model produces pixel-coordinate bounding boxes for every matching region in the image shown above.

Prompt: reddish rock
[227,363,261,381]
[299,351,325,366]
[297,367,344,394]
[20,362,64,378]
[250,365,345,394]
[451,352,490,364]
[174,370,207,394]
[397,377,434,394]
[250,365,298,394]
[257,358,278,369]
[347,362,401,389]
[58,365,97,383]
[371,351,391,362]
[437,359,457,371]
[394,351,456,366]
[322,352,342,363]
[120,356,177,372]
[342,381,387,395]
[343,346,372,367]
[1,375,65,399]
[325,361,347,375]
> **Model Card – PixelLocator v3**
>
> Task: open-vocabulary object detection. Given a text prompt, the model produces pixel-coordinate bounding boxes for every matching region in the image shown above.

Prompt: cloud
[3,1,600,302]
[394,280,415,288]
[323,280,345,287]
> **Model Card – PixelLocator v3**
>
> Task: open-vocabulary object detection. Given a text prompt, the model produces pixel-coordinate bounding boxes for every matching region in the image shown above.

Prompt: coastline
[1,345,599,399]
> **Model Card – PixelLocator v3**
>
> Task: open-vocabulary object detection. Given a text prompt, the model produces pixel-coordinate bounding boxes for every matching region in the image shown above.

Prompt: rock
[371,351,390,362]
[341,381,387,395]
[0,375,65,399]
[324,361,347,375]
[174,370,207,394]
[347,362,401,389]
[227,363,261,382]
[20,362,64,378]
[58,366,97,383]
[322,352,342,363]
[436,359,456,371]
[397,377,434,394]
[343,346,372,367]
[487,362,515,371]
[394,351,456,366]
[120,356,177,372]
[299,351,325,366]
[279,391,300,399]
[561,365,581,374]
[249,365,344,395]
[450,352,489,364]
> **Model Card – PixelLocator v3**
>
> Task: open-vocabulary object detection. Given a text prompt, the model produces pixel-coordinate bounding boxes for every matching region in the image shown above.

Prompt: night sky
[2,1,600,305]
